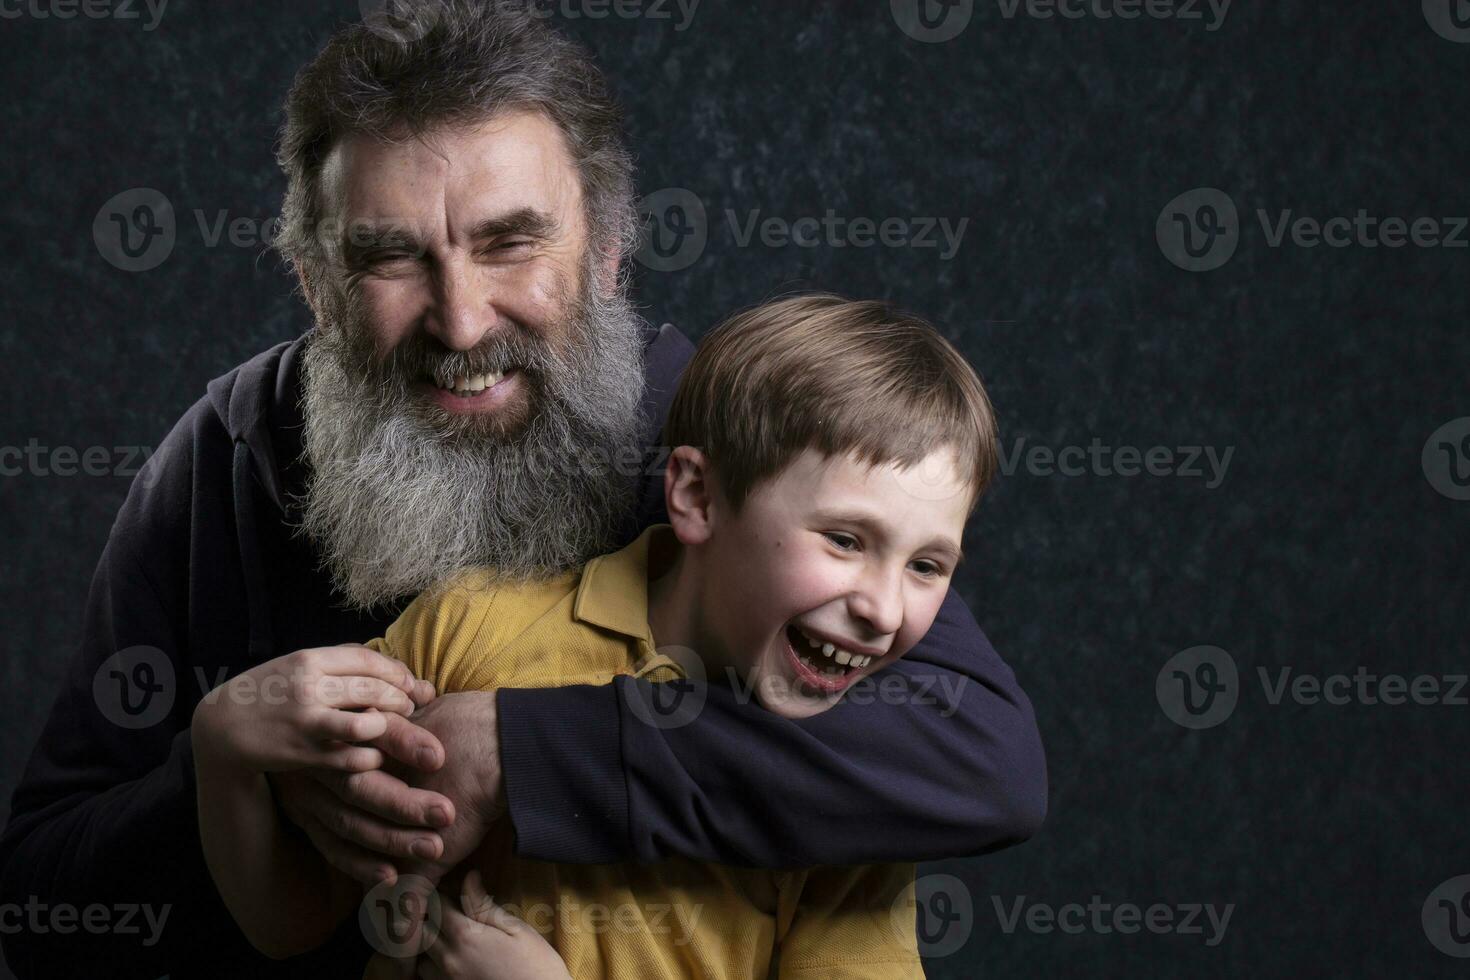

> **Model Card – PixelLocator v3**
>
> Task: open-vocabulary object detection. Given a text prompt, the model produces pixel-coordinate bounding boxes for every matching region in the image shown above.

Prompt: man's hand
[272,688,506,886]
[395,691,507,874]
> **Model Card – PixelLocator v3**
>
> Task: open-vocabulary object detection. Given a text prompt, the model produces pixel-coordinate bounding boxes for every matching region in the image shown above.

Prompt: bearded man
[0,4,1046,977]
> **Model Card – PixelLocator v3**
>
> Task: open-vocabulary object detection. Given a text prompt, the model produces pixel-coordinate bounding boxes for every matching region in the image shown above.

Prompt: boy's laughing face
[696,447,972,720]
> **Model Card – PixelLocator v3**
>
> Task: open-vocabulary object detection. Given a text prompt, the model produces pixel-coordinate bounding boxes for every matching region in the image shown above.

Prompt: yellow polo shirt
[368,524,924,979]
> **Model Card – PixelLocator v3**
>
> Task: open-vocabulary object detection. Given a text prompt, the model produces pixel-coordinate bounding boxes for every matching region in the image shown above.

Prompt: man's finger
[315,766,455,829]
[292,807,399,886]
[367,711,446,772]
[295,770,446,860]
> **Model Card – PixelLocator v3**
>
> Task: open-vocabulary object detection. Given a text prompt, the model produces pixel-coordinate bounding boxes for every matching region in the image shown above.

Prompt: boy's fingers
[310,707,391,744]
[460,881,520,936]
[460,869,495,921]
[320,744,384,773]
[317,766,455,830]
[367,712,446,772]
[305,646,425,697]
[409,677,436,708]
[311,677,417,715]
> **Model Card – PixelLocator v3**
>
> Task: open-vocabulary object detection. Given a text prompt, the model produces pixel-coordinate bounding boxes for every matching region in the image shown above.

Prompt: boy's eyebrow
[813,508,965,564]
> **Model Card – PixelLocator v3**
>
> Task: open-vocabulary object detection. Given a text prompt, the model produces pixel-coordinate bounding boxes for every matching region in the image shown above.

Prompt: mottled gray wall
[2,1,1468,976]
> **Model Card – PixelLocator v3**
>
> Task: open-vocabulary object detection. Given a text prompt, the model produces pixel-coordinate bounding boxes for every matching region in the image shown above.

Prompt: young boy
[191,293,1001,978]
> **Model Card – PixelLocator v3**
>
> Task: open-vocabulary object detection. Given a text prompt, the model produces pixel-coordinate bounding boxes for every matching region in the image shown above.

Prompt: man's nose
[425,259,495,352]
[848,562,904,638]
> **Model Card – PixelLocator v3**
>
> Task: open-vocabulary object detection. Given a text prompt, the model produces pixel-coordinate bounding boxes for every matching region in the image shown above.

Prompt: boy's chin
[753,672,842,720]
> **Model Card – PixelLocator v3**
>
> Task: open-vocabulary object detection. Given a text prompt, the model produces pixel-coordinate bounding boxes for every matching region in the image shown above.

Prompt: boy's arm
[498,586,1046,867]
[190,643,429,959]
[191,725,360,959]
[774,864,925,979]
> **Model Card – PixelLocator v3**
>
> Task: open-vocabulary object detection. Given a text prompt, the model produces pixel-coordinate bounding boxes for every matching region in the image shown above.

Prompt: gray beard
[295,268,647,612]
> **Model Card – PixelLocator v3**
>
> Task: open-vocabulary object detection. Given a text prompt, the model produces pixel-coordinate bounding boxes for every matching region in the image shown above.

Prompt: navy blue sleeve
[499,586,1047,867]
[0,403,359,978]
[0,412,218,977]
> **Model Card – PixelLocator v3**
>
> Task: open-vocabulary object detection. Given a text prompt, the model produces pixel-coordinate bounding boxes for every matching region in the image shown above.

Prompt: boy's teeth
[791,625,876,672]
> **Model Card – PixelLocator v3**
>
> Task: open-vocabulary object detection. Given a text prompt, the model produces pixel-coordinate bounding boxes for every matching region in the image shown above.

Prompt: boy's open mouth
[782,623,874,694]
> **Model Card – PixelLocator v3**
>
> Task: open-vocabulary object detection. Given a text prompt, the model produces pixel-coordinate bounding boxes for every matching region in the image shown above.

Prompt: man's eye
[360,249,415,267]
[487,239,533,255]
[823,532,859,551]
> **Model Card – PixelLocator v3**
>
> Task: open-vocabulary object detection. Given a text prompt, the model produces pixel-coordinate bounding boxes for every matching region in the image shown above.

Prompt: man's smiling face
[318,109,602,436]
[297,110,647,609]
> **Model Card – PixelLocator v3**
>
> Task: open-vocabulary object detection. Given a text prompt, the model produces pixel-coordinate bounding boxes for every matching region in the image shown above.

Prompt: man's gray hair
[273,0,638,291]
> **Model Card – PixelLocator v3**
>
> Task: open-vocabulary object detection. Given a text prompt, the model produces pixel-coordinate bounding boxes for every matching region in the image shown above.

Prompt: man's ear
[664,446,715,545]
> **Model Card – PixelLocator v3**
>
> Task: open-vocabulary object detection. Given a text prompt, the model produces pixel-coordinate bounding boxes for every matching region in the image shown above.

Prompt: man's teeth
[793,626,873,670]
[436,370,505,395]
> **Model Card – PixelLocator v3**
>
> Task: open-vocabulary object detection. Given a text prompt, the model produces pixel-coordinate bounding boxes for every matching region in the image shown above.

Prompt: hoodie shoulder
[203,334,310,512]
[640,322,696,442]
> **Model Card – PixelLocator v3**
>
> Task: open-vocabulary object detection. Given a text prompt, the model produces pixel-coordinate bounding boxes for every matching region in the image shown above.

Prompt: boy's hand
[192,643,434,774]
[420,870,572,980]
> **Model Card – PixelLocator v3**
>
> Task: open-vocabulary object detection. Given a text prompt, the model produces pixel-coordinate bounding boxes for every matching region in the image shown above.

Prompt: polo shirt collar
[572,524,671,642]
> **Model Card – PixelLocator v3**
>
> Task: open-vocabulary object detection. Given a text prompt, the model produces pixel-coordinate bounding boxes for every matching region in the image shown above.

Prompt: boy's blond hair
[664,293,1000,511]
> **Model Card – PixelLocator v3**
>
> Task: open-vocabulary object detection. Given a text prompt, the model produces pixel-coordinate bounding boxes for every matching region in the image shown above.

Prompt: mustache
[373,327,563,391]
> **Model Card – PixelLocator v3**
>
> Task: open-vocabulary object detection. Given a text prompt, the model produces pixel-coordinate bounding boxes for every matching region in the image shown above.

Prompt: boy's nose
[848,565,904,638]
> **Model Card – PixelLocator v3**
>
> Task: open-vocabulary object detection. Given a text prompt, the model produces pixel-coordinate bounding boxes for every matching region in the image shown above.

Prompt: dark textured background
[2,1,1467,976]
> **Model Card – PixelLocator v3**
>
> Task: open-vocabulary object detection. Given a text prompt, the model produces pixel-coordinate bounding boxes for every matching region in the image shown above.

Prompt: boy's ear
[664,446,715,545]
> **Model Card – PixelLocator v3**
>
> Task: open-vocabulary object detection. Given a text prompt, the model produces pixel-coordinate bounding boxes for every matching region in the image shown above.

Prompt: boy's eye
[910,559,945,578]
[823,531,859,551]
